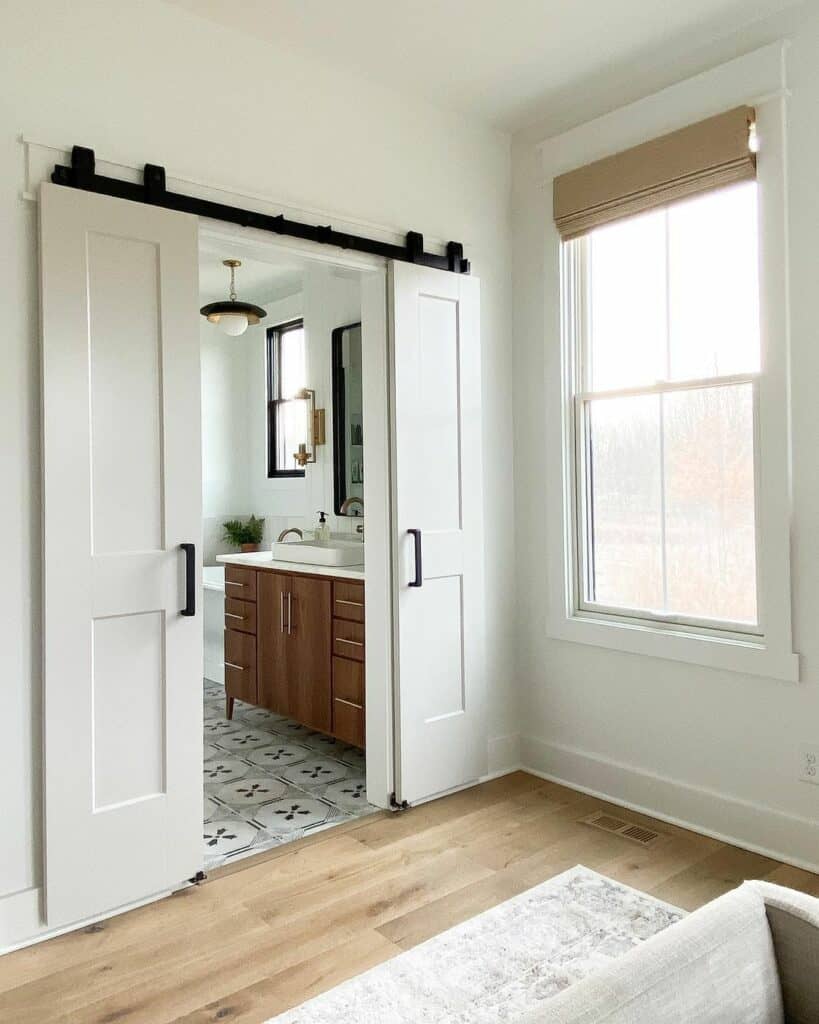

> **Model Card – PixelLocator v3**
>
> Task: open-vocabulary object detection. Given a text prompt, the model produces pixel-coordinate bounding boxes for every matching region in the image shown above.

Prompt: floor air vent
[581,811,662,847]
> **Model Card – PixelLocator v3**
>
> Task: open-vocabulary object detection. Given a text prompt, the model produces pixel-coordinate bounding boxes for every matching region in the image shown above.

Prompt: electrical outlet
[799,745,819,785]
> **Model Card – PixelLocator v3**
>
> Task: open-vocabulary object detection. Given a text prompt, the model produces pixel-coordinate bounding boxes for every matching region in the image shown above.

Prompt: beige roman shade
[553,106,756,240]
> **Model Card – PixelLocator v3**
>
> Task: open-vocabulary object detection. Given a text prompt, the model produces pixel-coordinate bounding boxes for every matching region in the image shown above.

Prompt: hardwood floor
[2,771,817,1023]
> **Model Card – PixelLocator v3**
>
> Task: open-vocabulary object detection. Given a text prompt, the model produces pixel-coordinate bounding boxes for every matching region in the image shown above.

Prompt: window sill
[547,610,800,682]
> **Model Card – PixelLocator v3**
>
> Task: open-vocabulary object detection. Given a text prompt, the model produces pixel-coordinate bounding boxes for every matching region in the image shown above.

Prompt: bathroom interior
[199,244,374,870]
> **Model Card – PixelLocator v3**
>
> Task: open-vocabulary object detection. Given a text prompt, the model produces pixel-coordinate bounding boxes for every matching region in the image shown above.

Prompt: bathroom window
[569,183,761,632]
[267,318,306,477]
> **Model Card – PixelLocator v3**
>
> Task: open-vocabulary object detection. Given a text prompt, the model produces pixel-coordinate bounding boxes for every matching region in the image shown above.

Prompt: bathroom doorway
[198,239,383,870]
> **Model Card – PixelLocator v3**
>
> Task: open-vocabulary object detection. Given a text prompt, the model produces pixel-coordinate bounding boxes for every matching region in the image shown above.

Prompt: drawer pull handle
[225,661,245,671]
[225,580,246,588]
[335,637,364,647]
[336,599,364,607]
[336,697,363,710]
[225,612,246,620]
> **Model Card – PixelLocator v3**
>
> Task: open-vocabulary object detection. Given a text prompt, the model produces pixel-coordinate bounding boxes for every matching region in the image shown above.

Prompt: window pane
[668,183,760,380]
[589,210,667,390]
[585,383,757,624]
[279,326,305,399]
[275,399,305,471]
[664,383,757,623]
[586,394,664,610]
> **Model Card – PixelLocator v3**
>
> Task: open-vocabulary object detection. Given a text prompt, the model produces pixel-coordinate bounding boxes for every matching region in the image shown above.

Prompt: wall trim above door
[50,145,471,274]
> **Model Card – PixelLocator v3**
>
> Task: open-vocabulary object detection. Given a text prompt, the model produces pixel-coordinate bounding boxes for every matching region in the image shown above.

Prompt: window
[266,318,306,477]
[569,182,760,633]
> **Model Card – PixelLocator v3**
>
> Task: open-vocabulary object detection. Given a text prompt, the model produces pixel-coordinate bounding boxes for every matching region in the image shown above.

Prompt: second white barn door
[390,262,487,805]
[40,182,203,927]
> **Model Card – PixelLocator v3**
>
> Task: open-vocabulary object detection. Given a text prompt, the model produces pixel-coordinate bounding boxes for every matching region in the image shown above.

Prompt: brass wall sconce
[293,387,326,467]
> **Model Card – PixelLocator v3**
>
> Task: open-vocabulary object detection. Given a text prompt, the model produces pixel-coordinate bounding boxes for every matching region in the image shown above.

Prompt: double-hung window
[550,99,797,678]
[266,318,306,478]
[570,183,760,631]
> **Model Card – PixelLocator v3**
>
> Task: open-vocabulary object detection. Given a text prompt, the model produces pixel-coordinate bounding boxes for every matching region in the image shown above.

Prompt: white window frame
[541,44,799,681]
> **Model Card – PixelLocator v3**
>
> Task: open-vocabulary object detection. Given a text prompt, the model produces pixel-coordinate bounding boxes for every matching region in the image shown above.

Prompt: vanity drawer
[333,619,364,662]
[333,656,364,706]
[224,597,256,635]
[224,565,257,601]
[333,580,365,623]
[224,628,257,704]
[333,698,365,749]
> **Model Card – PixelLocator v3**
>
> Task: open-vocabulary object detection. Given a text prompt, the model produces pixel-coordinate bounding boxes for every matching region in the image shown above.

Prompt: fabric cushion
[749,881,819,1024]
[522,883,784,1024]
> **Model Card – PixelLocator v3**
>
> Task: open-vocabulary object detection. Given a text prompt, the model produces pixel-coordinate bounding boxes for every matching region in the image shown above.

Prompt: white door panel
[40,183,202,927]
[391,263,486,805]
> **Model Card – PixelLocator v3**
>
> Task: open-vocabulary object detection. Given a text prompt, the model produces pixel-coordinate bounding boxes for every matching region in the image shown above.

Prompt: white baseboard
[521,735,819,874]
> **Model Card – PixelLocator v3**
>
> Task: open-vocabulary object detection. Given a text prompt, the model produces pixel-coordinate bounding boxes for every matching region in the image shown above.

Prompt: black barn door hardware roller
[51,146,470,274]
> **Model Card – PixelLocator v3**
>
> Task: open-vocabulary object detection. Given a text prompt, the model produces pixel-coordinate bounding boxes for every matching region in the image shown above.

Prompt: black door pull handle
[180,543,196,616]
[408,529,422,587]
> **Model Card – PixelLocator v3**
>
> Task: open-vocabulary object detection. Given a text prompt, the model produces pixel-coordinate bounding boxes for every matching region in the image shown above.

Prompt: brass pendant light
[199,259,267,336]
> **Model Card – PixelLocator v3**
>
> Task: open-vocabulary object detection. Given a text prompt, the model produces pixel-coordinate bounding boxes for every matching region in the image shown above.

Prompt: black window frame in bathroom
[266,317,306,478]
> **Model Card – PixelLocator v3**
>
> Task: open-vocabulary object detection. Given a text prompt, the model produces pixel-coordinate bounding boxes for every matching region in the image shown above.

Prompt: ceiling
[199,249,303,304]
[168,0,803,131]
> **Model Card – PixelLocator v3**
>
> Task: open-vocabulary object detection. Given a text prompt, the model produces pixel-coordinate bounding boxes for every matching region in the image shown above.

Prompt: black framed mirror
[332,322,364,517]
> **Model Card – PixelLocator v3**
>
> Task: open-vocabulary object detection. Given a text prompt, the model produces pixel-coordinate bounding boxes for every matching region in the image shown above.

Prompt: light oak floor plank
[1,771,815,1024]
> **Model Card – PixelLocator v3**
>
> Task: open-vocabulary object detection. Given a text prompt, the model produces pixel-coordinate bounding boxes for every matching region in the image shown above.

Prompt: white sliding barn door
[390,262,486,805]
[40,183,203,927]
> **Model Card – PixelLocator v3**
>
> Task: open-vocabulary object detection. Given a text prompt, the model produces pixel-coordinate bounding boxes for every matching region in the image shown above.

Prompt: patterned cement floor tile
[319,775,372,813]
[253,796,336,834]
[301,732,352,759]
[281,757,350,789]
[203,818,259,858]
[213,775,289,807]
[203,756,252,784]
[203,794,221,820]
[215,728,277,752]
[203,682,372,868]
[337,745,366,771]
[243,742,312,771]
[204,718,242,739]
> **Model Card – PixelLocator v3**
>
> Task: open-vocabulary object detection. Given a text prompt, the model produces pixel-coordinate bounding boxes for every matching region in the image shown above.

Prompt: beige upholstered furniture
[534,881,819,1024]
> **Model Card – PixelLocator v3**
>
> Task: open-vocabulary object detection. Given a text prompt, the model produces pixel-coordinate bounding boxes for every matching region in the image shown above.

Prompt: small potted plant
[222,515,265,553]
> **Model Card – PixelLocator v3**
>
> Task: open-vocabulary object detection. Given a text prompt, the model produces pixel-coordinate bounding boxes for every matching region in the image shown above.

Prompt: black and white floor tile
[202,679,376,870]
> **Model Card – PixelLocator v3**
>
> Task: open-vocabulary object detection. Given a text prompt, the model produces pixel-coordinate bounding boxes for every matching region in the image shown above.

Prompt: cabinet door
[289,576,333,733]
[257,571,291,716]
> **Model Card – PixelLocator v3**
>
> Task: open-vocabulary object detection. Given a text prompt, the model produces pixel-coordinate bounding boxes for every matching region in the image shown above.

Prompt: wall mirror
[332,322,364,516]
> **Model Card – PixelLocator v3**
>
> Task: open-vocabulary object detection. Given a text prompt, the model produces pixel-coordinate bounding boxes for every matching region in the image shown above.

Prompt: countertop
[216,552,365,581]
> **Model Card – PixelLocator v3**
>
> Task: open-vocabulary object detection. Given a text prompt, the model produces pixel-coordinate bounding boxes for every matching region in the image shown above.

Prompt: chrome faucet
[339,496,364,516]
[276,527,303,542]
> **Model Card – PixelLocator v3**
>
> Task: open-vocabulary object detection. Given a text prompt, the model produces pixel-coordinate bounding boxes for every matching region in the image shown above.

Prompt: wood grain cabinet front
[224,628,257,706]
[257,571,333,734]
[225,566,365,748]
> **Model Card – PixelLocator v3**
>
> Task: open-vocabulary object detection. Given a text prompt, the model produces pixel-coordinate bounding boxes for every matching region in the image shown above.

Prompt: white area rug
[269,865,684,1023]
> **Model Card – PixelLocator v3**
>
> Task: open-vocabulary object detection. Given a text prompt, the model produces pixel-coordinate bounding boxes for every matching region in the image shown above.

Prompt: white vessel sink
[272,539,364,567]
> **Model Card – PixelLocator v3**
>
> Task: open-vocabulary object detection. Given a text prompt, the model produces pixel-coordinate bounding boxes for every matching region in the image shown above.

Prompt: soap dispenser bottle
[315,510,330,543]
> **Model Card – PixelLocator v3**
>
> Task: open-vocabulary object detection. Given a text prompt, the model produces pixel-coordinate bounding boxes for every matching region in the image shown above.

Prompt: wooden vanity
[222,560,366,749]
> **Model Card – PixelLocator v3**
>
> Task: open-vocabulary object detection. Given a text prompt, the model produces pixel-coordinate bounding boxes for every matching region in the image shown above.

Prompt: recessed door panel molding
[92,611,165,811]
[88,233,164,555]
[391,262,486,806]
[40,183,202,927]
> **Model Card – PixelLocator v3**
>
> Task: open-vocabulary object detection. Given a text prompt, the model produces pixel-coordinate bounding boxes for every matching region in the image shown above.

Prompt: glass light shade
[219,313,249,337]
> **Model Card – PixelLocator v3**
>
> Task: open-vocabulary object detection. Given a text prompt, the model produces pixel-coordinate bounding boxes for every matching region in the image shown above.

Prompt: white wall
[511,17,819,868]
[201,317,253,561]
[0,0,514,944]
[201,267,364,564]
